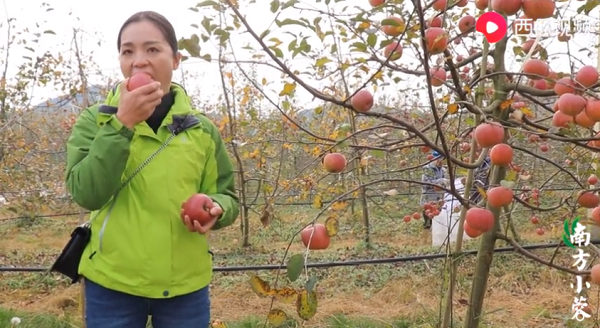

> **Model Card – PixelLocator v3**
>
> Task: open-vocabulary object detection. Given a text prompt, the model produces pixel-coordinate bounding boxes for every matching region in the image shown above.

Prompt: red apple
[127,72,153,91]
[300,223,330,250]
[183,193,214,225]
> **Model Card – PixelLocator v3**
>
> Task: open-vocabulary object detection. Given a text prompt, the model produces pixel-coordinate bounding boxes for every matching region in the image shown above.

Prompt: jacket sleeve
[198,116,240,230]
[473,163,490,189]
[422,167,446,185]
[65,106,133,211]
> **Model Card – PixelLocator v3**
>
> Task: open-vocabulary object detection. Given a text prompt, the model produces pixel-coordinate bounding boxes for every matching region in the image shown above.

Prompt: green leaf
[178,36,201,57]
[201,54,212,62]
[276,19,307,28]
[512,46,522,56]
[371,150,385,159]
[270,0,280,12]
[196,0,219,7]
[499,180,515,188]
[305,275,317,293]
[315,57,331,67]
[269,46,284,58]
[286,254,305,282]
[260,29,271,39]
[367,33,377,48]
[578,0,600,14]
[281,0,299,9]
[350,42,367,52]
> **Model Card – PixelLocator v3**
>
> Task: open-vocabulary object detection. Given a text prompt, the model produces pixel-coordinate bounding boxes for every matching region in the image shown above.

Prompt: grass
[1,196,599,327]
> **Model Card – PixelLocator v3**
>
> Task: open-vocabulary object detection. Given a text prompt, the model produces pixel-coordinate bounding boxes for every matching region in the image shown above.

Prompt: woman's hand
[116,79,163,129]
[180,202,223,234]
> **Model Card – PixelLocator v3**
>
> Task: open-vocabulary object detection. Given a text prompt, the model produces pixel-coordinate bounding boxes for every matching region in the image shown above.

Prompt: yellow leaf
[273,287,298,304]
[360,157,369,167]
[448,103,459,114]
[267,308,289,327]
[325,216,339,237]
[464,85,472,95]
[521,107,534,117]
[311,147,321,157]
[329,130,340,139]
[279,82,296,96]
[211,319,229,328]
[249,274,273,297]
[441,95,451,103]
[358,21,370,29]
[261,77,267,85]
[505,170,518,181]
[500,99,514,110]
[331,201,348,211]
[296,289,318,320]
[476,186,487,199]
[313,194,323,209]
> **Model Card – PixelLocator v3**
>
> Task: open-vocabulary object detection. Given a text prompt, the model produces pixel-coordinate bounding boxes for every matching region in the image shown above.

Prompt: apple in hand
[183,193,214,225]
[300,223,330,250]
[127,72,153,91]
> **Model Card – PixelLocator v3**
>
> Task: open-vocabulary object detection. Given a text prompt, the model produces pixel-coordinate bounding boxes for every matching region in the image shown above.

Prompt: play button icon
[476,12,507,44]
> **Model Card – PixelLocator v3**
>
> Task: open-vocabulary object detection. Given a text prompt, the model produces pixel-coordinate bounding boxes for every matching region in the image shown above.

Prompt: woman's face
[119,20,181,94]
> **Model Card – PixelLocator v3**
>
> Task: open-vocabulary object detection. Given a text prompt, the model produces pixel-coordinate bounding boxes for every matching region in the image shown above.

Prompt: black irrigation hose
[2,240,596,273]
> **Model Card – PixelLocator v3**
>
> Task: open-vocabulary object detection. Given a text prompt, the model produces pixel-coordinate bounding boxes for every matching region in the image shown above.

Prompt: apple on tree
[301,223,330,250]
[465,207,494,237]
[183,193,215,225]
[350,89,374,113]
[486,186,513,208]
[588,174,598,185]
[323,153,347,173]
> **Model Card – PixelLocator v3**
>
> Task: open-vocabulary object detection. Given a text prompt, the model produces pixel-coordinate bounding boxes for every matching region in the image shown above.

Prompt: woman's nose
[132,55,150,67]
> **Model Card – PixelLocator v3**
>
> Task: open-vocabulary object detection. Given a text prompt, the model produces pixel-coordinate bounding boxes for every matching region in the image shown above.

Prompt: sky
[2,0,600,111]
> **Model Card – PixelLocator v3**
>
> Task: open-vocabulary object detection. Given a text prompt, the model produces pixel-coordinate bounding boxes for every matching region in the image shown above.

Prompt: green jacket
[65,83,239,298]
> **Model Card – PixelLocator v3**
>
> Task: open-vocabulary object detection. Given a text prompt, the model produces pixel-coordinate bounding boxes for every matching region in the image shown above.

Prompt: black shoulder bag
[50,131,177,284]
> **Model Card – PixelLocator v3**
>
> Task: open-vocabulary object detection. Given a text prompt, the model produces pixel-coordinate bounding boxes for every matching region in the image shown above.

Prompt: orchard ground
[0,197,596,328]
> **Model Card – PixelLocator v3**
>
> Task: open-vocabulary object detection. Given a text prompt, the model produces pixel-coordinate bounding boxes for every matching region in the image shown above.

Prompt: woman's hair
[117,11,178,55]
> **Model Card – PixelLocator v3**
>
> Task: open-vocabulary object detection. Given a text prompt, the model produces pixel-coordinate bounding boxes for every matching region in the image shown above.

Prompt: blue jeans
[84,279,210,328]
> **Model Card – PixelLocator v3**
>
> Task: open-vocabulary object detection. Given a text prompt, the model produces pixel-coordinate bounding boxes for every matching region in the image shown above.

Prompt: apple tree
[0,9,103,223]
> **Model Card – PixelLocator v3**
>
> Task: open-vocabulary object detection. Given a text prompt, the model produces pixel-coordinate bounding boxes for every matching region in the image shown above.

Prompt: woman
[64,11,239,328]
[420,151,449,229]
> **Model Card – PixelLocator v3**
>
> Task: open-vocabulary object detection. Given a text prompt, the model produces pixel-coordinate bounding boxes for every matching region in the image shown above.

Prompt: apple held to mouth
[183,193,215,225]
[127,72,154,91]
